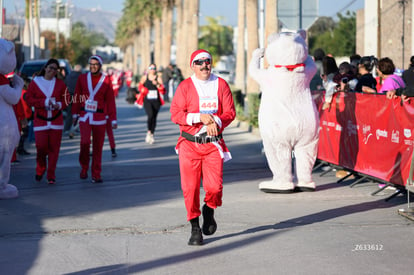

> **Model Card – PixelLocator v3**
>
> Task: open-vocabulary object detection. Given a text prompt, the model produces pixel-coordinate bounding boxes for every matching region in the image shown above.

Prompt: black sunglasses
[193,59,211,66]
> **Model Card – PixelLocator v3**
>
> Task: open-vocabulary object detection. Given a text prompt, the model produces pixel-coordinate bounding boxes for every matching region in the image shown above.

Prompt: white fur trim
[89,55,103,65]
[192,52,211,65]
[186,113,200,125]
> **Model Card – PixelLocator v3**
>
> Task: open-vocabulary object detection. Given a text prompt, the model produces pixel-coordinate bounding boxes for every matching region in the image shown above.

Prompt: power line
[336,0,358,15]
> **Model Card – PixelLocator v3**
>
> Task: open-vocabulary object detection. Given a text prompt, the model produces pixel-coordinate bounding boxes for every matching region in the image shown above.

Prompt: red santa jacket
[170,75,236,161]
[25,76,68,131]
[135,81,166,107]
[13,100,25,132]
[125,70,133,88]
[72,72,117,125]
[110,72,121,96]
[21,89,33,119]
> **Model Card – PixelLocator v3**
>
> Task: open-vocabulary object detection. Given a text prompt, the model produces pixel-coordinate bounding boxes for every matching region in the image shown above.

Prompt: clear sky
[5,0,365,26]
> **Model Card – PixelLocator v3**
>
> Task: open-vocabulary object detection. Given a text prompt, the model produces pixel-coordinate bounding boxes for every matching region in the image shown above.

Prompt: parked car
[18,59,72,81]
[212,69,235,84]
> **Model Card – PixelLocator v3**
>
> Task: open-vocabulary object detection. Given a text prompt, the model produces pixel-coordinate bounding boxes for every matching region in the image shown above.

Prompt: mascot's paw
[252,48,265,59]
[259,180,295,193]
[296,182,316,192]
[0,184,19,199]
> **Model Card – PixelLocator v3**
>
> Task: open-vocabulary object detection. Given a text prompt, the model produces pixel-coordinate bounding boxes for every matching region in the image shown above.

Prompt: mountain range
[6,3,121,43]
[70,7,121,42]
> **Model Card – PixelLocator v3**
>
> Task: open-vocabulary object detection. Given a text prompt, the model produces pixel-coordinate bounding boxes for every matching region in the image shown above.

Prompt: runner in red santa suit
[109,68,121,98]
[170,49,236,245]
[25,58,69,184]
[125,69,133,88]
[72,55,117,183]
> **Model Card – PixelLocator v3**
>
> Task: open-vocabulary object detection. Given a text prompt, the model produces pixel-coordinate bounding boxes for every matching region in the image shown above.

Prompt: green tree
[68,22,109,66]
[198,16,234,66]
[309,11,356,57]
[308,16,336,54]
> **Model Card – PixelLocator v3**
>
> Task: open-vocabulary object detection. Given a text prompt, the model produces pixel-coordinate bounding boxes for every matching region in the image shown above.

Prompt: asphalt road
[1,87,413,275]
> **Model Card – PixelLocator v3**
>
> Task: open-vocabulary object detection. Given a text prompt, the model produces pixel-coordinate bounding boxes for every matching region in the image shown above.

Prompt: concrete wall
[357,0,413,69]
[363,0,378,57]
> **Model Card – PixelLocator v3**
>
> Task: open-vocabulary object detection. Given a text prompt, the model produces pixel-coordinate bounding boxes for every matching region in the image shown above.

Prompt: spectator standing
[321,56,339,110]
[310,48,325,91]
[402,56,414,91]
[171,65,184,99]
[376,57,406,100]
[162,64,173,102]
[170,49,236,245]
[17,77,33,155]
[350,54,362,76]
[11,99,27,164]
[333,61,357,92]
[354,56,377,93]
[72,55,117,183]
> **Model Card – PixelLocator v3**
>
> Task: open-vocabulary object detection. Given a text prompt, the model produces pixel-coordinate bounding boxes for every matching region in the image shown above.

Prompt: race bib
[199,96,218,114]
[85,99,98,113]
[147,89,158,100]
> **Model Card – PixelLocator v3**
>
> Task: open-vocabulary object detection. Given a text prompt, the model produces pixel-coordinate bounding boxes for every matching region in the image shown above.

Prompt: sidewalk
[1,88,413,275]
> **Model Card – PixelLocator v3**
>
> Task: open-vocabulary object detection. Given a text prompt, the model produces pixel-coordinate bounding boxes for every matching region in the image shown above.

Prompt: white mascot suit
[249,30,319,193]
[0,39,24,199]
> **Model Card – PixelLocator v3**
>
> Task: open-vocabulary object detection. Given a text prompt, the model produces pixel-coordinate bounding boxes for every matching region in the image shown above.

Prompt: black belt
[81,107,104,113]
[37,111,62,121]
[181,131,222,144]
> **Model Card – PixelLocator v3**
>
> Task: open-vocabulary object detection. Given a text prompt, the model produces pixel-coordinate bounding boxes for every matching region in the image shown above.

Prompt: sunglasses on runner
[193,59,211,66]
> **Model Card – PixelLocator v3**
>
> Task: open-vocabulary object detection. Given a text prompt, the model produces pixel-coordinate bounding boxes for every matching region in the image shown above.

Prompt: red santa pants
[79,122,106,179]
[106,119,115,149]
[34,129,62,180]
[178,140,223,221]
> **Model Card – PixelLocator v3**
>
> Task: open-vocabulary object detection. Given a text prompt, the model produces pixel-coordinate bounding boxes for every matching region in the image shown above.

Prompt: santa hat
[88,55,103,65]
[190,49,212,66]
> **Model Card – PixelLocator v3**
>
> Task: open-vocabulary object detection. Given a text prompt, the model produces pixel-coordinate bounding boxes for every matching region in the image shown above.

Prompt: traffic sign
[278,0,318,30]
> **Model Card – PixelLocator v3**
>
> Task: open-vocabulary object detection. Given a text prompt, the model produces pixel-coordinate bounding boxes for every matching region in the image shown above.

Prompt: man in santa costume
[170,49,236,245]
[72,55,117,183]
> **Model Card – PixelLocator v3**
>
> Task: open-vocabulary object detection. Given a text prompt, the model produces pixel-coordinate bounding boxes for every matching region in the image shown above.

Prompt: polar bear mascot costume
[0,39,24,199]
[249,30,319,193]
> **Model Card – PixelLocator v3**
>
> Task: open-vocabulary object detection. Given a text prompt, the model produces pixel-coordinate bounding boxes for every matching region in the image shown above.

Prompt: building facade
[357,0,413,69]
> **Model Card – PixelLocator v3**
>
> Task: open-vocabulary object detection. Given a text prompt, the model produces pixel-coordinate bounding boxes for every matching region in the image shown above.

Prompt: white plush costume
[0,39,24,199]
[249,30,319,193]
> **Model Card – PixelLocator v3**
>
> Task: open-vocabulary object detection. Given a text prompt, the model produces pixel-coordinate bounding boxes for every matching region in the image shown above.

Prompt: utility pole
[56,0,61,49]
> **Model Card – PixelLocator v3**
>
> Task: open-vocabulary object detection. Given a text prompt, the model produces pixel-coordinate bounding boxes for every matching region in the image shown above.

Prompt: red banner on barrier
[315,91,414,187]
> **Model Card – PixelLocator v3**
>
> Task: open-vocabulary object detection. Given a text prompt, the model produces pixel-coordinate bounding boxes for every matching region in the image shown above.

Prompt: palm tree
[235,0,246,92]
[175,0,185,76]
[154,17,162,67]
[161,0,174,67]
[246,0,259,94]
[265,0,278,42]
[264,0,278,68]
[174,0,199,78]
[23,0,32,60]
[185,0,199,77]
[33,0,40,59]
